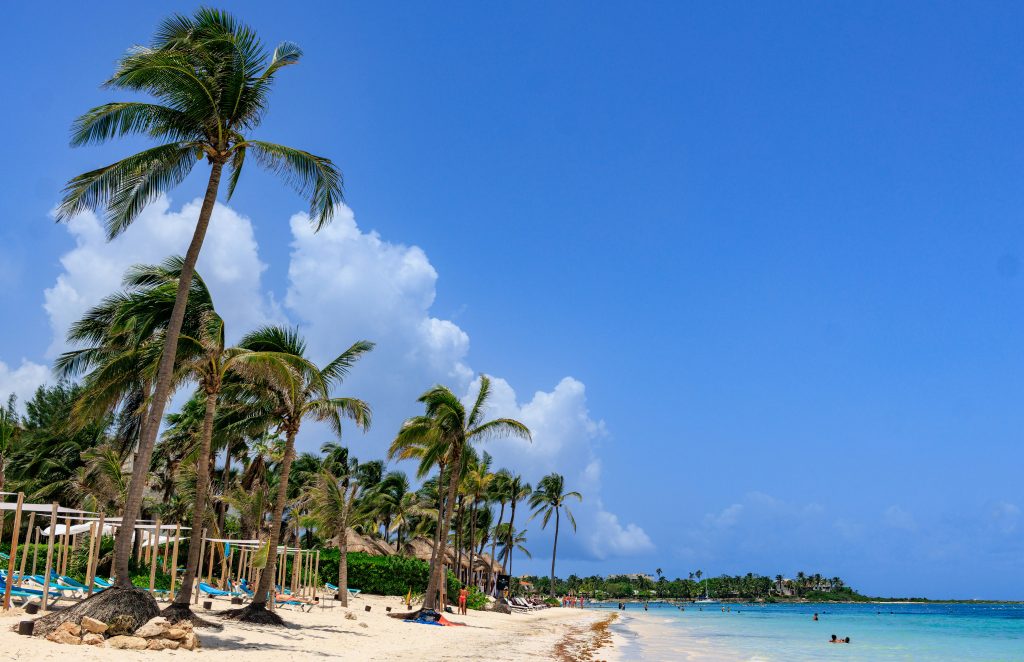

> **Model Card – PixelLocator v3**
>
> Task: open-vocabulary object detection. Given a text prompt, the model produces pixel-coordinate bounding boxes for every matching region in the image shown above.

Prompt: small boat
[695,579,717,604]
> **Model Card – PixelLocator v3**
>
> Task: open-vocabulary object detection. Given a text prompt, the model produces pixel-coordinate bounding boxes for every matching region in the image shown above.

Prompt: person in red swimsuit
[458,586,468,615]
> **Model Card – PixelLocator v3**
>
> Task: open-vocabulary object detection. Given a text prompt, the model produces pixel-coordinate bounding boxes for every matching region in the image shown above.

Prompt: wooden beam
[3,492,25,609]
[41,502,58,612]
[149,517,161,596]
[169,523,181,601]
[17,511,34,588]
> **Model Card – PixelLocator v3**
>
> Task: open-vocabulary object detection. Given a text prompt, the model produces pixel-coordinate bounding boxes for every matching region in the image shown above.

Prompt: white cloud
[44,196,280,357]
[465,375,652,560]
[0,359,49,407]
[283,205,474,457]
[706,503,744,529]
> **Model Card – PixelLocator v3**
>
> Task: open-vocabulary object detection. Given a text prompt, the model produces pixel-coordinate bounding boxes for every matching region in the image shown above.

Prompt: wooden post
[206,539,215,586]
[149,518,161,595]
[83,521,97,591]
[17,511,34,587]
[162,524,171,573]
[58,514,71,576]
[219,540,228,589]
[41,503,58,612]
[3,492,25,609]
[312,550,320,601]
[169,524,181,601]
[86,512,105,597]
[31,527,40,577]
[194,528,206,604]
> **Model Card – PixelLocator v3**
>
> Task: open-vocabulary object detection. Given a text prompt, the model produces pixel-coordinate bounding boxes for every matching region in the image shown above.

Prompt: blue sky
[2,2,1023,598]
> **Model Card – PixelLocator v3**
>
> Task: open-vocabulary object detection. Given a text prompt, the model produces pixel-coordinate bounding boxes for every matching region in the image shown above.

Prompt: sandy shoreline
[0,595,620,661]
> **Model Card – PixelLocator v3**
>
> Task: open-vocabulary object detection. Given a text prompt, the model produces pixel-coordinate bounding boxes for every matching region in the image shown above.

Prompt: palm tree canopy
[529,472,582,531]
[57,7,343,238]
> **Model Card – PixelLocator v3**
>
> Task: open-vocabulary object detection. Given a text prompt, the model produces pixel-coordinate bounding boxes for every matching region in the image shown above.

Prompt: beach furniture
[198,581,242,598]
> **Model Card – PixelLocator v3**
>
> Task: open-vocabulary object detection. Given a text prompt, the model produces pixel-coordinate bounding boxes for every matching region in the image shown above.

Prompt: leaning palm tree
[222,326,371,624]
[306,458,363,607]
[484,469,511,594]
[54,8,343,608]
[529,473,582,598]
[392,377,530,611]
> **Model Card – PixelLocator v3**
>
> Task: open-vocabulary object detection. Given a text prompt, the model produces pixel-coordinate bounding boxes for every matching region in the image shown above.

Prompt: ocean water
[591,601,1024,661]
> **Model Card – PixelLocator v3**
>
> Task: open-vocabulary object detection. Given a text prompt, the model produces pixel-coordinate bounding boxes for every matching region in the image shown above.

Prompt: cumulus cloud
[0,359,49,407]
[44,196,280,357]
[283,204,474,456]
[465,375,652,560]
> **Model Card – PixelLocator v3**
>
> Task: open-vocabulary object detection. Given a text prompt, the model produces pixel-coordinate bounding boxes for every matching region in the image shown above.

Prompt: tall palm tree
[501,473,532,573]
[462,453,493,589]
[223,326,371,624]
[495,524,531,576]
[391,377,530,611]
[485,469,511,594]
[529,473,582,598]
[0,396,22,493]
[56,9,343,595]
[306,458,362,607]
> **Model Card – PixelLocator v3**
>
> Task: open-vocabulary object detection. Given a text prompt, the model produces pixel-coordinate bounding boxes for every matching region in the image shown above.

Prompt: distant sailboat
[695,578,717,604]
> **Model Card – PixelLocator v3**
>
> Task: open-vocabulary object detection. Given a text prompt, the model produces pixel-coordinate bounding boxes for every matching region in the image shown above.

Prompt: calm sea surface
[590,601,1024,661]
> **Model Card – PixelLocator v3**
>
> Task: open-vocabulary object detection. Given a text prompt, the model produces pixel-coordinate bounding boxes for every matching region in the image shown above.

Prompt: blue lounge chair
[94,577,114,589]
[325,582,361,597]
[199,582,240,598]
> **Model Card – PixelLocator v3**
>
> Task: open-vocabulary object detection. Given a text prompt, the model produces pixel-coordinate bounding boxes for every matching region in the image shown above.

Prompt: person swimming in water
[829,635,851,644]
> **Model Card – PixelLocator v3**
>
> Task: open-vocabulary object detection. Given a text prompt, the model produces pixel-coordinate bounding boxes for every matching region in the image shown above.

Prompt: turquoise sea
[591,601,1024,661]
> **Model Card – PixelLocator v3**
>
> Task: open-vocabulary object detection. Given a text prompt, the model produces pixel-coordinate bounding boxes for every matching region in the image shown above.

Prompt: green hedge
[317,550,460,599]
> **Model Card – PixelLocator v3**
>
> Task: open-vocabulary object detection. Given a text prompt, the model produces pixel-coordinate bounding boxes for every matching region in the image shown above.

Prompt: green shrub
[465,585,488,610]
[544,597,560,607]
[317,549,460,598]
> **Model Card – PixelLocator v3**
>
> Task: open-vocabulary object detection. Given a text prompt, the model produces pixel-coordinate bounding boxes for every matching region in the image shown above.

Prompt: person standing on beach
[458,586,468,615]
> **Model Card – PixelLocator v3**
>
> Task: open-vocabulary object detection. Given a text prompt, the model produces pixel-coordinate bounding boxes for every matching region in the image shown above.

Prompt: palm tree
[529,473,582,598]
[56,9,343,597]
[223,326,371,624]
[0,395,22,492]
[164,305,300,622]
[307,458,363,607]
[501,473,532,573]
[391,376,530,611]
[495,524,531,575]
[484,469,511,594]
[462,452,493,589]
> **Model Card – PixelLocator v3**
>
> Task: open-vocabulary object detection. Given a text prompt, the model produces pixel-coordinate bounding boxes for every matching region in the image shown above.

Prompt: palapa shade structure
[334,528,380,555]
[401,537,436,562]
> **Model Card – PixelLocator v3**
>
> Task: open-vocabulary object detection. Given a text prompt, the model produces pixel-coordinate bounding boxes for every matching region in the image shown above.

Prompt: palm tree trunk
[467,499,477,590]
[550,508,559,598]
[423,444,462,611]
[337,535,349,608]
[248,428,297,612]
[112,162,224,587]
[165,391,217,617]
[423,460,446,609]
[505,501,517,574]
[216,446,231,536]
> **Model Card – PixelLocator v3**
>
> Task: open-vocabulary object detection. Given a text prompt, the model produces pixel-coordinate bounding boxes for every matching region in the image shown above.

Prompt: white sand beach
[0,595,620,662]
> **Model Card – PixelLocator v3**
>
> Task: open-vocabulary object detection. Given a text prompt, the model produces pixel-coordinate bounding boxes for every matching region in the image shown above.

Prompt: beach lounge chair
[199,582,241,598]
[275,595,315,612]
[325,582,361,597]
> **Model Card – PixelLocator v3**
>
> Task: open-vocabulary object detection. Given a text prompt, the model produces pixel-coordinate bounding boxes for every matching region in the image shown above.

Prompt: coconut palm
[306,457,363,607]
[55,9,344,597]
[391,376,530,611]
[495,524,531,575]
[529,473,582,598]
[501,473,532,573]
[462,453,493,589]
[0,396,22,493]
[164,309,303,622]
[222,326,371,624]
[484,469,511,594]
